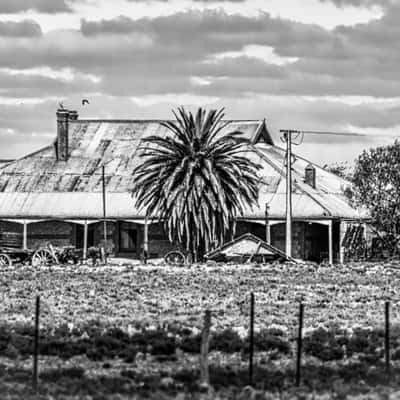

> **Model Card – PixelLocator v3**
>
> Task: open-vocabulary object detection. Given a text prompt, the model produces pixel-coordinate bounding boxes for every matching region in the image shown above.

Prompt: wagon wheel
[164,250,185,266]
[31,249,57,267]
[0,254,12,268]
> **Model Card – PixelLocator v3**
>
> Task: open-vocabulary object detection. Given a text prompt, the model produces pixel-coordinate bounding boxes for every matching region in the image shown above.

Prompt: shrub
[210,329,243,353]
[40,367,85,381]
[346,328,383,357]
[254,329,290,354]
[303,328,344,361]
[179,334,201,353]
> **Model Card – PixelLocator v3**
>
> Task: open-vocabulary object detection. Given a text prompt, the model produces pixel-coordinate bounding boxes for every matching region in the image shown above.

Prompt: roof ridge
[72,119,264,123]
[253,145,334,216]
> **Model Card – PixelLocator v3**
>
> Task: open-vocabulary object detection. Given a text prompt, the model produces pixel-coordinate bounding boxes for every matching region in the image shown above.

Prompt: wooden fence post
[200,310,212,387]
[33,295,40,391]
[296,302,304,387]
[385,301,390,375]
[249,292,255,386]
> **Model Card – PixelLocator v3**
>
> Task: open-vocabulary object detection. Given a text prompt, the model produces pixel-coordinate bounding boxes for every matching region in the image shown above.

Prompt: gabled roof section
[239,143,369,220]
[0,119,265,194]
[205,233,289,260]
[252,119,274,145]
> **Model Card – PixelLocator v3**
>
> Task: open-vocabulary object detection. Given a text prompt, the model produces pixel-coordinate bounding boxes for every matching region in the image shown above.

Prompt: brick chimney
[56,109,78,161]
[305,163,316,188]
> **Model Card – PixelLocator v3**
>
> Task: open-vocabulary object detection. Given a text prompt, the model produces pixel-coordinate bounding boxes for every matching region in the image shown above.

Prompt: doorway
[119,222,138,254]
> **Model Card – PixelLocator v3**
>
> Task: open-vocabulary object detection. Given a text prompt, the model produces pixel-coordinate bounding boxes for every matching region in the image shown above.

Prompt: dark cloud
[1,8,400,99]
[0,20,42,37]
[0,0,78,14]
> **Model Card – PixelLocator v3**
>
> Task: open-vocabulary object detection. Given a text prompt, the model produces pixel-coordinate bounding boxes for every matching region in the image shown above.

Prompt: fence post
[385,301,390,375]
[296,302,304,387]
[33,295,40,391]
[200,310,212,387]
[249,292,255,386]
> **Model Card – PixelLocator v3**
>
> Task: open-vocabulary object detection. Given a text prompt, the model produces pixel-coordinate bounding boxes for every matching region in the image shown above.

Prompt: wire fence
[21,292,396,393]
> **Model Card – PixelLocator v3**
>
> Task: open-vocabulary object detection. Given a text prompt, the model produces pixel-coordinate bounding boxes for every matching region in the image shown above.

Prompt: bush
[303,328,345,361]
[40,367,85,381]
[210,329,243,353]
[254,329,290,354]
[179,334,201,353]
[347,328,383,357]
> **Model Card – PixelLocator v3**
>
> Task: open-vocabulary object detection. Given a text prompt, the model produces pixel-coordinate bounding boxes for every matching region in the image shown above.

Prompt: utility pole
[102,165,107,264]
[265,203,270,244]
[281,130,293,258]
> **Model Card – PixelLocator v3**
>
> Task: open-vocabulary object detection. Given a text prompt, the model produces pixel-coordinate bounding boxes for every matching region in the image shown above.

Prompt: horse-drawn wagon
[0,245,82,267]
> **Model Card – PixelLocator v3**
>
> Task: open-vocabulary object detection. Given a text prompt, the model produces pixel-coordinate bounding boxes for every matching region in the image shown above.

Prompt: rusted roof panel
[0,118,367,220]
[0,120,263,194]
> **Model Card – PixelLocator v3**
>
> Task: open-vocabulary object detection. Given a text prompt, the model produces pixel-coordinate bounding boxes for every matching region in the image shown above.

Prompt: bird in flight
[82,99,89,106]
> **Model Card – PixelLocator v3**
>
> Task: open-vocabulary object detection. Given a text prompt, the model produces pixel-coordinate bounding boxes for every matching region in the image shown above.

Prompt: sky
[0,0,398,165]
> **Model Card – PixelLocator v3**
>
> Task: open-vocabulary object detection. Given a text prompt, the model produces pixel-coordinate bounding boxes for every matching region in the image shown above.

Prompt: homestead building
[0,109,368,263]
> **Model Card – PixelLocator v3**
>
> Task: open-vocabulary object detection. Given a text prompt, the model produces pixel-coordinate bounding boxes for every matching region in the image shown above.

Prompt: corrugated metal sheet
[0,192,142,219]
[0,119,368,220]
[0,120,264,193]
[240,145,369,220]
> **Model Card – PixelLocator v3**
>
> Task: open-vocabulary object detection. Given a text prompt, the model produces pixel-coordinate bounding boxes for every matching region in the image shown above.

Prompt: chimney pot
[68,110,79,121]
[305,163,316,188]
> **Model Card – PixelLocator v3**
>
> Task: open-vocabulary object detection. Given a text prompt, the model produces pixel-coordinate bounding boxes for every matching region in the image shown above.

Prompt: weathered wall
[235,221,266,241]
[147,223,176,258]
[271,221,331,262]
[0,220,23,248]
[93,221,117,255]
[28,220,73,249]
[236,220,337,262]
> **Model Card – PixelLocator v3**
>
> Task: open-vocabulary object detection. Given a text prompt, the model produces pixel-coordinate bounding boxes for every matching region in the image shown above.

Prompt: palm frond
[132,107,261,259]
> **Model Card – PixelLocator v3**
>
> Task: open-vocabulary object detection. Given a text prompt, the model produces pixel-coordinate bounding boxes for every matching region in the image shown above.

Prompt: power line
[281,129,399,138]
[300,130,367,137]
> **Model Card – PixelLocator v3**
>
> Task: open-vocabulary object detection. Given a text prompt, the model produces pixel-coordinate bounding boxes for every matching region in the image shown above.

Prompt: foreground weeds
[1,263,400,398]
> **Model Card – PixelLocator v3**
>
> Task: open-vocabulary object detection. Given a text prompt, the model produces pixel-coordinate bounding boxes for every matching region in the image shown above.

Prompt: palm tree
[132,107,261,261]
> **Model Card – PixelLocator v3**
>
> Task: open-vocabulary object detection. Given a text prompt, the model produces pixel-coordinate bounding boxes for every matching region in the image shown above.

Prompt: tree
[132,107,261,261]
[323,161,354,182]
[353,140,400,250]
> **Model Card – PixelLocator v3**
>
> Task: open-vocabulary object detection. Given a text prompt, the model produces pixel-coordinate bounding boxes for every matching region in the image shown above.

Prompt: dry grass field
[1,261,400,399]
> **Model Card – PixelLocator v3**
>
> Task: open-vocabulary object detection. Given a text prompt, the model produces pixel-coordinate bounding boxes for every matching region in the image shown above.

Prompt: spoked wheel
[0,254,12,268]
[31,249,57,267]
[164,250,185,266]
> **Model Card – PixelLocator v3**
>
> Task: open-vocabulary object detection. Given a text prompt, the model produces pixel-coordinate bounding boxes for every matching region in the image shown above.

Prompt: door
[119,222,137,253]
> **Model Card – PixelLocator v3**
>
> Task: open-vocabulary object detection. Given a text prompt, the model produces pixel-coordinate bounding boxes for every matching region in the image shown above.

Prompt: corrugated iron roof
[0,119,266,193]
[0,117,368,220]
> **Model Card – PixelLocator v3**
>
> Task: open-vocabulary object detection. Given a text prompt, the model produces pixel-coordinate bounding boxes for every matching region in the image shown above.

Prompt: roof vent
[305,163,316,189]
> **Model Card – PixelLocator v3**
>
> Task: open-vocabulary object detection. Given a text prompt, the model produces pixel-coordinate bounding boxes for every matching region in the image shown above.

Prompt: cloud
[0,6,400,163]
[0,20,42,37]
[2,8,400,100]
[0,0,78,14]
[318,0,391,7]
